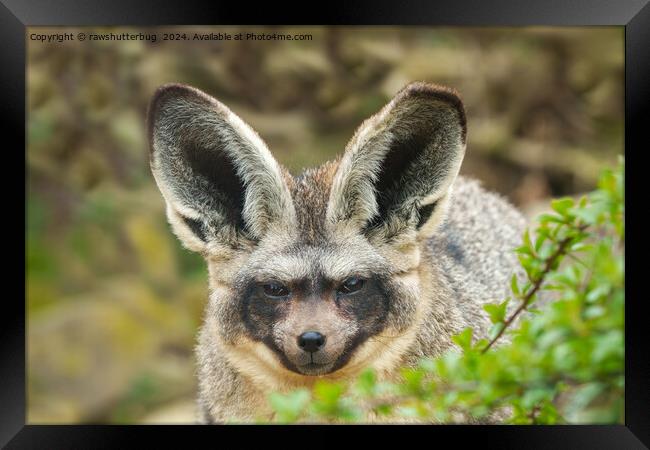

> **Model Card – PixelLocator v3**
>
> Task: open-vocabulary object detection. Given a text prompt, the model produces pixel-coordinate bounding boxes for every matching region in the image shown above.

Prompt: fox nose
[297,331,326,353]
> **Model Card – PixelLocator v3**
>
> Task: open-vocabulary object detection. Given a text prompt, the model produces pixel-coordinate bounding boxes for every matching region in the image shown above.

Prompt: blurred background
[27,26,623,424]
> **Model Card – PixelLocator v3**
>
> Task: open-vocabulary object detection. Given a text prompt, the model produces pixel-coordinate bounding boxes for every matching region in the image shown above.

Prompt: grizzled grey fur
[146,81,527,423]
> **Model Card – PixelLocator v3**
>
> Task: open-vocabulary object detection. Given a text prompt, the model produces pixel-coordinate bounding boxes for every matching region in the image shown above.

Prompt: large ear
[147,84,296,254]
[326,82,467,241]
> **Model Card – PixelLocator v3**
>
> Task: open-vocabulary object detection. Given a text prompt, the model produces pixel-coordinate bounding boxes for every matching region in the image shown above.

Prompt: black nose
[297,331,326,353]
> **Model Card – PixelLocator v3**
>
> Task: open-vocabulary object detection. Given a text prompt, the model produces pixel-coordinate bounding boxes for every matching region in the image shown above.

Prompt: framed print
[3,0,649,447]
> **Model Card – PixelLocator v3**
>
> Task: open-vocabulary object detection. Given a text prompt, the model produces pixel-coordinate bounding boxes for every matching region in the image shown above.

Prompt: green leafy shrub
[265,158,624,424]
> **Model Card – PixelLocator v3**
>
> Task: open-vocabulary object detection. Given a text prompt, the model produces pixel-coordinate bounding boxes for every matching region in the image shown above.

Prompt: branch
[482,223,589,354]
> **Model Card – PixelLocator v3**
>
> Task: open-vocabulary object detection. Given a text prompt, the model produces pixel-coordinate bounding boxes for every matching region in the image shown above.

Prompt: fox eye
[337,277,366,295]
[262,282,290,299]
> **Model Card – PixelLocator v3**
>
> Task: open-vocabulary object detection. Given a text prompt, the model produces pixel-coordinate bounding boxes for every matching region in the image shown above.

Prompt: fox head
[147,82,466,388]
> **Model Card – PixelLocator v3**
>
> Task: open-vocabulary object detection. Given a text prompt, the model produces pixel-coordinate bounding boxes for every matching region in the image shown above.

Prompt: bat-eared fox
[147,81,526,423]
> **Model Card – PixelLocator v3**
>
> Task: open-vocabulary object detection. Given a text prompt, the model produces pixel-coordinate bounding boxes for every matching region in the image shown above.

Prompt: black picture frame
[5,0,648,447]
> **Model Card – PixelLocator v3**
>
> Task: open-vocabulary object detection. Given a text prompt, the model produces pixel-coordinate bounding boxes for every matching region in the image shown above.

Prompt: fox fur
[147,81,526,423]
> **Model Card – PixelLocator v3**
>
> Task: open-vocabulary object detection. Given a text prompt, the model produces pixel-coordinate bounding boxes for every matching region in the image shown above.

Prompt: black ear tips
[150,83,211,109]
[396,82,467,145]
[147,84,216,153]
[148,84,193,122]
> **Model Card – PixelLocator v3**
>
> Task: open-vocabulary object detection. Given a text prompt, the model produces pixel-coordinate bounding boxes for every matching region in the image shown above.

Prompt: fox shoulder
[425,176,527,333]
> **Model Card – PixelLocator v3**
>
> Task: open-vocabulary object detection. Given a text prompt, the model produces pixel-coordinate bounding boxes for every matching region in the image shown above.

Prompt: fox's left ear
[146,84,296,254]
[327,82,466,241]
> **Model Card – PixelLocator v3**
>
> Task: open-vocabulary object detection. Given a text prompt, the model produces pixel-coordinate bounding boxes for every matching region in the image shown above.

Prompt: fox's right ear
[147,84,296,254]
[327,82,467,242]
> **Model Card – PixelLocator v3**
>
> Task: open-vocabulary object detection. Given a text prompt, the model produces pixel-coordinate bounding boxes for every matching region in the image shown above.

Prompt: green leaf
[268,389,310,423]
[401,367,424,386]
[538,243,555,260]
[522,229,533,252]
[418,358,436,373]
[518,253,532,271]
[484,298,509,324]
[315,381,344,401]
[521,388,555,410]
[375,404,393,416]
[584,305,606,319]
[534,233,546,253]
[511,274,521,296]
[452,327,473,352]
[551,197,575,217]
[396,406,420,418]
[516,245,532,256]
[538,213,565,225]
[354,369,377,397]
[570,242,589,253]
[586,284,611,303]
[572,207,599,225]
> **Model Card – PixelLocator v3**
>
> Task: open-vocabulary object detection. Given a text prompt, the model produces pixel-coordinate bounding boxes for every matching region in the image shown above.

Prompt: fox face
[147,82,466,387]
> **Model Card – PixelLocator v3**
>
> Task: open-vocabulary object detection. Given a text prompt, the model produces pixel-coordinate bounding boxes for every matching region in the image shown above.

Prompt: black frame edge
[625,1,650,448]
[3,425,650,450]
[1,0,649,25]
[1,0,26,448]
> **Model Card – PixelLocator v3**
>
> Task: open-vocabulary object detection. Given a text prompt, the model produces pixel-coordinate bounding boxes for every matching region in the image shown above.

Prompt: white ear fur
[416,189,453,239]
[326,104,394,227]
[165,204,207,253]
